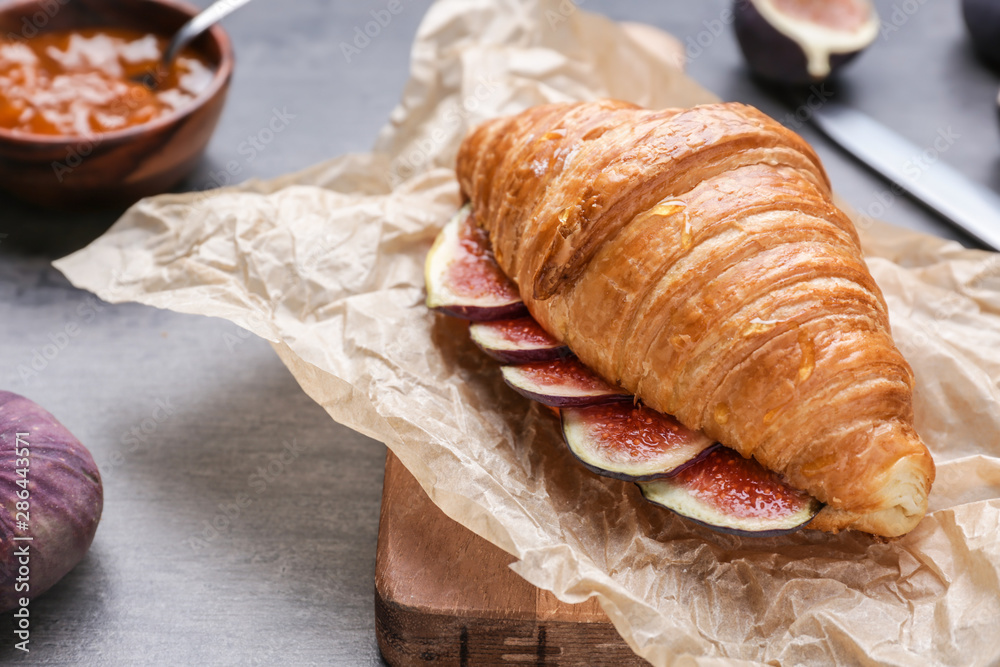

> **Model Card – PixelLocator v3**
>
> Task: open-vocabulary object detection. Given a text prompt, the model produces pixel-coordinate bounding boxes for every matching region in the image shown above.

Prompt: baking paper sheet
[54,0,1000,664]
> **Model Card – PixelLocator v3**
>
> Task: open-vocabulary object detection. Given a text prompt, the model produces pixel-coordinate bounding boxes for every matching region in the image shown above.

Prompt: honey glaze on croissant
[456,100,935,537]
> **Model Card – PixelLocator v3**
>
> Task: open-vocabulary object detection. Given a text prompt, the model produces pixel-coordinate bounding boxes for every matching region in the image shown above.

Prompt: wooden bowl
[0,0,234,209]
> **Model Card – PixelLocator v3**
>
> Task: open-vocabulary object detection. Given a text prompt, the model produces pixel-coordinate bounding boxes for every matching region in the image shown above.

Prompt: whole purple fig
[1,391,103,612]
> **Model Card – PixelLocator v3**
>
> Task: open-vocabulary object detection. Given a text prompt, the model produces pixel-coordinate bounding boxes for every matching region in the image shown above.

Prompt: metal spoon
[136,0,252,88]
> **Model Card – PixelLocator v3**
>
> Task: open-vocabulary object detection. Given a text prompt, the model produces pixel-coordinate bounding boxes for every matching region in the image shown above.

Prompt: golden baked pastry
[455,99,934,537]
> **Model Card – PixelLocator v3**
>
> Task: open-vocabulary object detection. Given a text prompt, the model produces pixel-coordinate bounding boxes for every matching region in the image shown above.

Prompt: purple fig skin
[733,0,862,85]
[476,344,570,365]
[0,391,103,612]
[432,301,529,322]
[962,0,1000,70]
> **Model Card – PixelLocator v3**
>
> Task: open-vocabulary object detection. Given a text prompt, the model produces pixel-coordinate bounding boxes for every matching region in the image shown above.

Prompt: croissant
[455,99,935,537]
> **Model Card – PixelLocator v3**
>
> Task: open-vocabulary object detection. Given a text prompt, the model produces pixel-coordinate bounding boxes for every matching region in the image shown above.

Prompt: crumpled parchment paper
[54,0,1000,664]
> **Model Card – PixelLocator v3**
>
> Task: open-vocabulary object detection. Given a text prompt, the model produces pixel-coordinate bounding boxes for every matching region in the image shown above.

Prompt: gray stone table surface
[0,0,997,664]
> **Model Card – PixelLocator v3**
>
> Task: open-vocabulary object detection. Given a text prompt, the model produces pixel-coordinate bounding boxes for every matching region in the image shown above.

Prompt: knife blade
[805,99,1000,250]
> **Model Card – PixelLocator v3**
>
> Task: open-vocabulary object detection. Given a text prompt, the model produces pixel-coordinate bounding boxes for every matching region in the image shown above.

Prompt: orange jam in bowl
[0,28,214,137]
[0,0,233,209]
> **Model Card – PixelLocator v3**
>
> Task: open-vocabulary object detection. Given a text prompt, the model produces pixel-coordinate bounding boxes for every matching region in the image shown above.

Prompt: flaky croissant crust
[457,100,935,537]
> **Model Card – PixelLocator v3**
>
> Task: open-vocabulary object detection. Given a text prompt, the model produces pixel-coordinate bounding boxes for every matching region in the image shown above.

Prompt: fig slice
[638,446,822,537]
[501,358,629,407]
[425,204,528,321]
[561,403,716,482]
[469,317,570,364]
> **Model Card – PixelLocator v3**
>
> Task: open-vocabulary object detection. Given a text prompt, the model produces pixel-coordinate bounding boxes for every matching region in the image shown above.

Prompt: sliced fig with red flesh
[638,446,822,537]
[501,358,629,408]
[425,205,527,321]
[469,317,570,363]
[561,403,715,482]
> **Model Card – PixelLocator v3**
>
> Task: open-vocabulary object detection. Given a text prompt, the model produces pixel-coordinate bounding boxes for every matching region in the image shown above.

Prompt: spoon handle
[163,0,253,65]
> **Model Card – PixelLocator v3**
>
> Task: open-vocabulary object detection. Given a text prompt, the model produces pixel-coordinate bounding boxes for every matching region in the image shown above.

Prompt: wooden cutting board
[375,451,648,666]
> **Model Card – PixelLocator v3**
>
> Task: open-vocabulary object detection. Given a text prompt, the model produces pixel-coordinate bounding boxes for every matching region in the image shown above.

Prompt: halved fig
[469,317,570,363]
[733,0,880,85]
[425,205,527,321]
[501,358,629,407]
[561,403,715,482]
[639,446,822,537]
